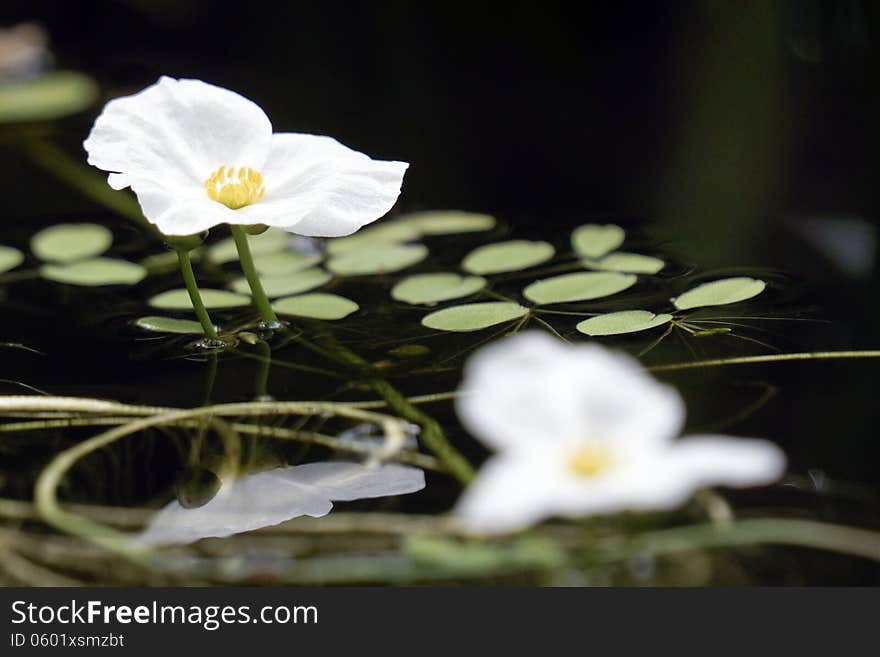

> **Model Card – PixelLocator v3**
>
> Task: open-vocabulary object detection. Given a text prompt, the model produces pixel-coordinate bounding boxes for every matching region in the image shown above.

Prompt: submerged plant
[454,332,786,533]
[83,76,409,336]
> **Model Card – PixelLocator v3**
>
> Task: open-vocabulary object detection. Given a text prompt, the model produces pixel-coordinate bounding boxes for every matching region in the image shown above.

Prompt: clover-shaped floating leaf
[231,268,331,298]
[582,252,665,275]
[253,251,322,276]
[40,258,147,286]
[422,301,528,332]
[576,310,673,336]
[207,227,290,264]
[461,240,555,275]
[523,271,636,305]
[134,316,207,335]
[273,293,359,320]
[327,243,428,276]
[571,224,625,259]
[0,246,24,274]
[0,71,99,123]
[397,211,496,235]
[31,223,113,263]
[150,289,251,310]
[672,277,766,310]
[391,272,486,305]
[325,222,420,256]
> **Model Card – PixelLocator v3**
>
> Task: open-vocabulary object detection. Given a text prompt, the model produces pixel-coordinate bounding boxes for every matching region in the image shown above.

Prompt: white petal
[278,461,426,500]
[237,133,409,236]
[455,453,561,533]
[84,77,273,233]
[128,177,237,235]
[137,474,333,546]
[663,435,787,489]
[455,331,684,453]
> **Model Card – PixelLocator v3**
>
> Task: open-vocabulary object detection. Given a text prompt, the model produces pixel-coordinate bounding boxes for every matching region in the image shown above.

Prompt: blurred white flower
[84,76,408,236]
[454,332,786,533]
[138,461,424,546]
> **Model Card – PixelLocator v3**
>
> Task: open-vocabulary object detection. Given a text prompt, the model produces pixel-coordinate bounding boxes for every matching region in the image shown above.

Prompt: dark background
[0,1,878,584]
[3,0,879,259]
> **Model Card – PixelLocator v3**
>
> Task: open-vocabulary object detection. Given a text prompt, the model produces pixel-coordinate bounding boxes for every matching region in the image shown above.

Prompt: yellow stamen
[204,165,265,209]
[569,445,613,477]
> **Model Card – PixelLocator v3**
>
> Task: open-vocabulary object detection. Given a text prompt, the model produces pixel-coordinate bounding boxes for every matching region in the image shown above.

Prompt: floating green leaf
[576,310,673,336]
[389,344,430,358]
[391,273,486,305]
[673,277,767,310]
[571,224,625,259]
[39,258,146,286]
[231,268,331,298]
[31,223,113,262]
[461,240,555,275]
[134,316,207,334]
[150,288,251,310]
[325,222,420,256]
[523,271,636,305]
[0,246,24,274]
[327,244,428,276]
[253,251,322,275]
[583,252,665,274]
[398,211,496,235]
[0,71,98,123]
[207,227,290,263]
[273,293,359,320]
[422,301,528,332]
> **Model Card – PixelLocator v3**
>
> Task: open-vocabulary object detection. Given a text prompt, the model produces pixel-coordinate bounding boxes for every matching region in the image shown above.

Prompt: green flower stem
[230,225,278,324]
[648,350,880,373]
[176,249,219,340]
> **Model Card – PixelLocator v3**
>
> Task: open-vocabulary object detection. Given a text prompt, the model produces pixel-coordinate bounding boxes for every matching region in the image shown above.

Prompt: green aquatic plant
[82,76,409,336]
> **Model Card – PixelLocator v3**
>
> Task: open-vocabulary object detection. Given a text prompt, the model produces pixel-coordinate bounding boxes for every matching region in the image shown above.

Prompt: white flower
[454,332,786,533]
[83,76,408,237]
[138,461,425,546]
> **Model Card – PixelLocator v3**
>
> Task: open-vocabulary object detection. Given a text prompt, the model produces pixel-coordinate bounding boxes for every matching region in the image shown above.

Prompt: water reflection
[138,461,425,546]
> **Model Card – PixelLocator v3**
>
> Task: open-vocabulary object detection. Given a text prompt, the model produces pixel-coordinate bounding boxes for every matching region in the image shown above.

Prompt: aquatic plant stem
[300,328,475,484]
[176,250,219,340]
[230,225,278,324]
[648,350,880,373]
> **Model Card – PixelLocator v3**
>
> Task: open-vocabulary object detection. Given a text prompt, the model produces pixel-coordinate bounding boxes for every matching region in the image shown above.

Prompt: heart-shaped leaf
[273,293,359,320]
[40,258,146,285]
[134,316,208,334]
[523,271,636,305]
[231,268,331,298]
[0,71,98,123]
[582,252,664,274]
[253,251,322,275]
[571,224,625,259]
[0,245,24,274]
[150,289,251,310]
[207,227,290,264]
[325,222,420,256]
[398,211,496,235]
[461,240,555,275]
[31,223,113,263]
[422,301,528,332]
[673,277,766,310]
[576,310,673,336]
[327,243,428,276]
[391,273,486,305]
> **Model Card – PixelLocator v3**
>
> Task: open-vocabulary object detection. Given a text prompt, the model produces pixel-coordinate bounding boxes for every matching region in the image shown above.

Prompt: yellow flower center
[569,444,613,477]
[204,165,265,209]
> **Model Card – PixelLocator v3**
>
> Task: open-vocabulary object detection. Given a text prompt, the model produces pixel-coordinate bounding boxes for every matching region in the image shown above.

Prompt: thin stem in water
[230,225,279,325]
[176,249,219,340]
